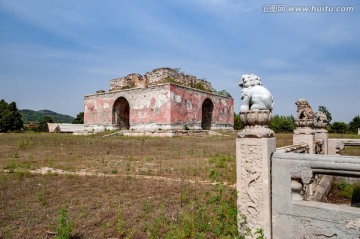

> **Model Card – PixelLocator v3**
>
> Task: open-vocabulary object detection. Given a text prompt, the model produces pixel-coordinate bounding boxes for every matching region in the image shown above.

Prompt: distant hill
[19,109,74,124]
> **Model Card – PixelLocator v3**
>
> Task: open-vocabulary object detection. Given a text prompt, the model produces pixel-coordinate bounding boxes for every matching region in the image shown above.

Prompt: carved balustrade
[272,152,360,238]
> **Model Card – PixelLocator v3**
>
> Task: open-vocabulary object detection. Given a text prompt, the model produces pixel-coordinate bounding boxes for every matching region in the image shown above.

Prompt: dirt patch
[5,167,235,188]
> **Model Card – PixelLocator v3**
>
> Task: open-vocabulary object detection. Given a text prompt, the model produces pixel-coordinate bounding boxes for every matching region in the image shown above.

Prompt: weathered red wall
[169,84,234,129]
[84,84,233,130]
[84,95,113,126]
[84,85,172,130]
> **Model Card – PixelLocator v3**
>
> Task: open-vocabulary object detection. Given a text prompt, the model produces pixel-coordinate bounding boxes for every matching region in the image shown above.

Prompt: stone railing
[272,152,360,238]
[276,143,309,153]
[277,142,332,201]
[328,138,360,155]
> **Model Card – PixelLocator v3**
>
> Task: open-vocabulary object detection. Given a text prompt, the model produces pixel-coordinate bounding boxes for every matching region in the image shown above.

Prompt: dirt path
[4,167,236,188]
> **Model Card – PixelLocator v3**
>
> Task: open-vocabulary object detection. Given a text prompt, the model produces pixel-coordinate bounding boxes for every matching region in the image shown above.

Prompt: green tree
[318,106,332,125]
[349,115,360,134]
[37,116,54,132]
[72,112,84,124]
[269,115,295,133]
[233,113,244,130]
[0,99,24,132]
[329,122,348,134]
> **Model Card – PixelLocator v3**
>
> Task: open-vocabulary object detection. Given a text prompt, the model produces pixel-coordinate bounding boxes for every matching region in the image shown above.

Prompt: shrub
[337,180,353,199]
[163,77,178,84]
[55,206,73,239]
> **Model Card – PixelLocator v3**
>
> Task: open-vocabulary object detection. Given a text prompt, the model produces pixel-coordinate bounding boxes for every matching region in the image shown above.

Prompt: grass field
[0,132,359,238]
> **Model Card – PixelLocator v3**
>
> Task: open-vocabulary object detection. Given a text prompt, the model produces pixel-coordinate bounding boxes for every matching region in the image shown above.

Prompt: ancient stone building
[84,68,234,131]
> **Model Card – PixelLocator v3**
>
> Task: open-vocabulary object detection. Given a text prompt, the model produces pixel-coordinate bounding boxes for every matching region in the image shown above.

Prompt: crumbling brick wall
[109,68,213,92]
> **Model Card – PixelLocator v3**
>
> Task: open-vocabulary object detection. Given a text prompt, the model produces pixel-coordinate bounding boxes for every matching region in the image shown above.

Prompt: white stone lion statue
[239,74,274,111]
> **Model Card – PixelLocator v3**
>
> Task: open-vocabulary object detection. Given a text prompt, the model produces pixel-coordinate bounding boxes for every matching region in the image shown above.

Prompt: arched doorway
[113,97,130,130]
[201,98,213,130]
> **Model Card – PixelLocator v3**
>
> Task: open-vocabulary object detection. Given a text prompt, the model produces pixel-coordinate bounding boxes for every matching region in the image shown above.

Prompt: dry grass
[0,132,239,184]
[0,131,359,238]
[1,132,239,238]
[273,133,293,147]
[0,173,217,238]
[329,133,360,139]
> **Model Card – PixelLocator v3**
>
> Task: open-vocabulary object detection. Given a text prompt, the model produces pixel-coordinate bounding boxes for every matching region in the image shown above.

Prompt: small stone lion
[314,111,328,128]
[239,74,274,111]
[295,99,314,120]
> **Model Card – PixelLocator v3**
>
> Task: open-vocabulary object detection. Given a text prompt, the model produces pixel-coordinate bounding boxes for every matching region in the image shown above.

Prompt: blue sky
[0,0,359,122]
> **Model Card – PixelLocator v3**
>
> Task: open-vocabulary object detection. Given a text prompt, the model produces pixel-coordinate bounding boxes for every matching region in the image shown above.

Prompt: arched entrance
[201,98,213,130]
[113,97,130,130]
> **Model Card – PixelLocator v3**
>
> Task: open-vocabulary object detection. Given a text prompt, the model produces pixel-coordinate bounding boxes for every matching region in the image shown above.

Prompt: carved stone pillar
[236,110,276,239]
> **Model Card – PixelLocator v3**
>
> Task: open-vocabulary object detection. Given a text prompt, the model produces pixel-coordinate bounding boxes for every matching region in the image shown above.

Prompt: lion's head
[239,74,262,89]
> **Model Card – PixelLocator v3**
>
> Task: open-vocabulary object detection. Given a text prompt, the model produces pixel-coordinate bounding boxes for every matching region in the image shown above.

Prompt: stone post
[236,110,276,239]
[314,129,328,155]
[293,100,330,155]
[293,128,315,154]
[313,111,329,155]
[328,139,342,155]
[293,99,316,154]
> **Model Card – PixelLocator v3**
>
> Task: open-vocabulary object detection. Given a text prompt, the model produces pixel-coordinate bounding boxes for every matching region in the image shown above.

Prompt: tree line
[0,99,84,132]
[19,109,74,124]
[1,99,359,134]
